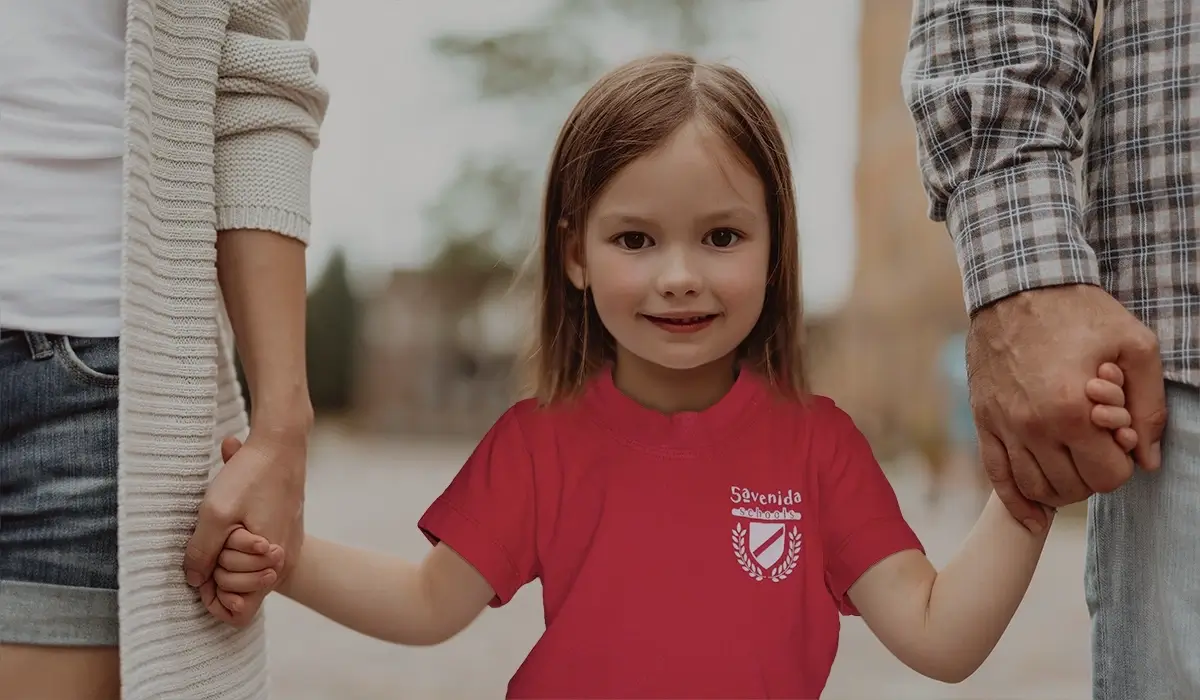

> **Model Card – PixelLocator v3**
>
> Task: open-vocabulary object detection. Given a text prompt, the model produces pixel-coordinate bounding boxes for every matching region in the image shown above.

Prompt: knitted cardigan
[116,1,327,697]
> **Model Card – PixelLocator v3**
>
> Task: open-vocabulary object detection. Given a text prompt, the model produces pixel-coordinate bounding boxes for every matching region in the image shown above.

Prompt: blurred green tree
[304,248,361,413]
[425,0,729,287]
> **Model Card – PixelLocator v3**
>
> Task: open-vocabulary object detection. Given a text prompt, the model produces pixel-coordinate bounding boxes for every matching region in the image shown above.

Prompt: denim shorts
[0,330,120,646]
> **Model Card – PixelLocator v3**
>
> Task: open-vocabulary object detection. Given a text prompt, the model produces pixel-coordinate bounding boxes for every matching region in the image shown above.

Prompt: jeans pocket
[54,336,119,388]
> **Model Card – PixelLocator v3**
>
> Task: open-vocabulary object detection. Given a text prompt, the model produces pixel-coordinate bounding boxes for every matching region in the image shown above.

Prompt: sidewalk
[264,431,1090,699]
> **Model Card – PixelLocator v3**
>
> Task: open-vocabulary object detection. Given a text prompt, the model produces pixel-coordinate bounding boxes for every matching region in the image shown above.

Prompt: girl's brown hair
[526,52,805,403]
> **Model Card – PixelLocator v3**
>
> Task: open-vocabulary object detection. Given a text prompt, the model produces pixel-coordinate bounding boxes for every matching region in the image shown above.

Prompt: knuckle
[1141,405,1169,432]
[198,500,230,523]
[1128,327,1160,357]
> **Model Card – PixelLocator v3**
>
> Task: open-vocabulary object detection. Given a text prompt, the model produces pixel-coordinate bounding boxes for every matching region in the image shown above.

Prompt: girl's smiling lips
[641,312,720,333]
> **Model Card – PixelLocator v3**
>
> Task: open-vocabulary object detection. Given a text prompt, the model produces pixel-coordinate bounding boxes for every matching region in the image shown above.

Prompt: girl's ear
[563,221,587,291]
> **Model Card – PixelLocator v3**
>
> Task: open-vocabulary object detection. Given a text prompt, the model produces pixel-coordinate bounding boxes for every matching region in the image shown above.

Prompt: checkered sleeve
[901,1,1102,314]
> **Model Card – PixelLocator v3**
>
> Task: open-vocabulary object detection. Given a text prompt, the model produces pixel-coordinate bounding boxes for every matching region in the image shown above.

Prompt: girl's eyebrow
[596,206,759,229]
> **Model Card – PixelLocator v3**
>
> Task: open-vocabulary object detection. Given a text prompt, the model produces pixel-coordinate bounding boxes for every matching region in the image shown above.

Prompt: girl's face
[568,119,771,383]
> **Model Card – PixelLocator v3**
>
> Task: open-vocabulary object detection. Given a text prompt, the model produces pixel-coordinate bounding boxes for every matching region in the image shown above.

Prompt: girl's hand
[211,527,284,613]
[1086,362,1139,453]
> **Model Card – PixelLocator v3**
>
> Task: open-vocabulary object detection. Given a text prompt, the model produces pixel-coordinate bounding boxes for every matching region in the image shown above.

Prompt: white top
[0,0,127,336]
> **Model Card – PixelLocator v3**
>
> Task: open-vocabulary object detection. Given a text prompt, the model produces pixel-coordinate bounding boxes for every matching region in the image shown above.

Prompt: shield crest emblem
[731,502,803,582]
[748,521,787,569]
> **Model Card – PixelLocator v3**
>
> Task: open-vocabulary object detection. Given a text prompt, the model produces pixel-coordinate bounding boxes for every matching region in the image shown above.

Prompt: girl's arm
[277,538,495,646]
[847,494,1052,683]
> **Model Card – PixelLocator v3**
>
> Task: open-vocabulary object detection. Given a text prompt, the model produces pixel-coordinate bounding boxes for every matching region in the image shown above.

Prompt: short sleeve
[418,404,539,607]
[816,400,924,616]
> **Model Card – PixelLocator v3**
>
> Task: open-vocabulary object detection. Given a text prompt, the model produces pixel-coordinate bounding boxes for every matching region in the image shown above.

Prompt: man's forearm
[216,228,313,434]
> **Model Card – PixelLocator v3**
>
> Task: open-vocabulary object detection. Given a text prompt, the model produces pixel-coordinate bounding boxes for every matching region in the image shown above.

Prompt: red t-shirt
[418,369,923,699]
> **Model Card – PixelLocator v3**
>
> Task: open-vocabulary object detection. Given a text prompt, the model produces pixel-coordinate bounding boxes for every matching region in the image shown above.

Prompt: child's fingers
[226,527,271,555]
[1092,404,1132,430]
[1085,378,1126,407]
[1097,362,1125,387]
[218,544,284,574]
[214,566,277,594]
[1115,427,1139,453]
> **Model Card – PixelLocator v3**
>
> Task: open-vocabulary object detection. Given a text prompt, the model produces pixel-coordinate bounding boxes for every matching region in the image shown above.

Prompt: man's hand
[184,428,307,626]
[967,284,1167,531]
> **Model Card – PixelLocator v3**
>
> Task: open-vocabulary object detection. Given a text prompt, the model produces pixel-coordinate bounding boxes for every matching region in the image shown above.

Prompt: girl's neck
[611,347,738,414]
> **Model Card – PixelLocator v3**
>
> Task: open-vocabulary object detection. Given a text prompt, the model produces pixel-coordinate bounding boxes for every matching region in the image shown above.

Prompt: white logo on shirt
[730,485,803,583]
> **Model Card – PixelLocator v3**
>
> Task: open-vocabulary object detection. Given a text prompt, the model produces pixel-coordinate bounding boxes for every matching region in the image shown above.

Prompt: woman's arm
[183,0,330,623]
[847,494,1052,683]
[217,230,312,432]
[278,538,495,646]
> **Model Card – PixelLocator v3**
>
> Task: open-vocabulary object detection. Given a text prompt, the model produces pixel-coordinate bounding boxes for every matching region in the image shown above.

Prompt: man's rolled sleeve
[902,0,1101,314]
[947,159,1100,313]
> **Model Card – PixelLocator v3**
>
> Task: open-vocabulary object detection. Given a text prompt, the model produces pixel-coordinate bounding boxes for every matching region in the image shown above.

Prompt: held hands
[200,436,305,617]
[968,285,1167,532]
[184,432,306,625]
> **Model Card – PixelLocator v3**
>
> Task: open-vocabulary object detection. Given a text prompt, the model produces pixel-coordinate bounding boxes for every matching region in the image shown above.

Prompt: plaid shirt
[902,1,1200,387]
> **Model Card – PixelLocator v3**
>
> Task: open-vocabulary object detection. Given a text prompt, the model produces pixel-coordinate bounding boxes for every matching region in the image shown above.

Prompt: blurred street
[264,425,1091,699]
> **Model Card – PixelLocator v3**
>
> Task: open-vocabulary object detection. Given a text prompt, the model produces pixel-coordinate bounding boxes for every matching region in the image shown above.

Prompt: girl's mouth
[642,314,719,333]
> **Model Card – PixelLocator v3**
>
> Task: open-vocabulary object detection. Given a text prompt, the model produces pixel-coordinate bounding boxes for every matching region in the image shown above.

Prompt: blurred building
[353,267,534,436]
[805,0,966,466]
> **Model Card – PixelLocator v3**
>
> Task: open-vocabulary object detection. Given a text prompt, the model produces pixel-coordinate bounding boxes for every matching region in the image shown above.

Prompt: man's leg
[1087,380,1200,698]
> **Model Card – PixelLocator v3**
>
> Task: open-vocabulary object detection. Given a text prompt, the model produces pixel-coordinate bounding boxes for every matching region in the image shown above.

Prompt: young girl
[215,53,1138,698]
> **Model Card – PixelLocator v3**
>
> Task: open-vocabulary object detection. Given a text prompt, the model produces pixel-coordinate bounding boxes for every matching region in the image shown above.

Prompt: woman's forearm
[216,228,314,434]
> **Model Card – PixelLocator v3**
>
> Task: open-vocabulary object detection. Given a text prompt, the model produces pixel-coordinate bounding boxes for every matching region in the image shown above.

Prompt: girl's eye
[614,232,653,250]
[705,228,742,248]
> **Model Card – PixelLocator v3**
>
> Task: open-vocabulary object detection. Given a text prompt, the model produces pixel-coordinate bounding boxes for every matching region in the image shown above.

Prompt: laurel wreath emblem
[732,523,802,582]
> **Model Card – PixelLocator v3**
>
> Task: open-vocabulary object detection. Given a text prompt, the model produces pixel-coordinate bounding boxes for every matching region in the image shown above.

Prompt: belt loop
[24,332,54,360]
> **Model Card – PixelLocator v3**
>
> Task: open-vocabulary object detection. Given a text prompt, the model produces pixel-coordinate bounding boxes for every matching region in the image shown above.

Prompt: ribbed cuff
[216,205,311,243]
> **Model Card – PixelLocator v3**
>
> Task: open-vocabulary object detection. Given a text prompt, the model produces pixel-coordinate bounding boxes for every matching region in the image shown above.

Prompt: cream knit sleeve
[214,0,331,243]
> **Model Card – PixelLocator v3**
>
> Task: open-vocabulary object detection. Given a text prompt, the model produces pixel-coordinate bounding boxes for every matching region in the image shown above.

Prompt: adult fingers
[980,429,1048,532]
[1027,440,1091,504]
[1005,441,1055,505]
[1117,328,1167,470]
[198,580,236,624]
[184,506,239,587]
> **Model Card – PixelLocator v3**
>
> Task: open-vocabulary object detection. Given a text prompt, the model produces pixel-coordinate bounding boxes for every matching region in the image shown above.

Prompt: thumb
[1117,337,1168,471]
[184,507,238,588]
[221,436,244,464]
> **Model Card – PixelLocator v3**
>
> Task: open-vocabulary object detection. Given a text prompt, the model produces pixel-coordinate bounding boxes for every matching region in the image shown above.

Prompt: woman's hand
[184,428,307,626]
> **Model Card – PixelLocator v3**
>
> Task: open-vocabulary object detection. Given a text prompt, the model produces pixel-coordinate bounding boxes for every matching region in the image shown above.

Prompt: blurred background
[262,1,1092,697]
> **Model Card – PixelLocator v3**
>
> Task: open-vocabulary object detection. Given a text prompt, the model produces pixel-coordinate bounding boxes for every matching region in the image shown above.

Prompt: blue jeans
[1087,380,1200,698]
[0,330,120,646]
